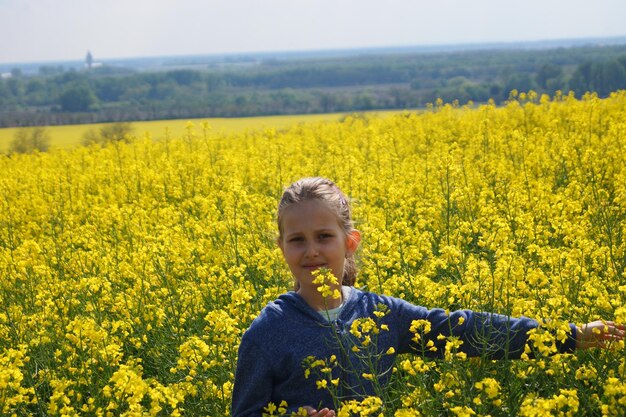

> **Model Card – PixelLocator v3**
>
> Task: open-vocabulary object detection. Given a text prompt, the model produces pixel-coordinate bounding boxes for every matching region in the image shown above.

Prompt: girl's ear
[346,230,361,255]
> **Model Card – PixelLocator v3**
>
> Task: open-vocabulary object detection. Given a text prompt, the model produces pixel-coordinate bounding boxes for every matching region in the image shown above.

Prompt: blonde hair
[277,177,358,289]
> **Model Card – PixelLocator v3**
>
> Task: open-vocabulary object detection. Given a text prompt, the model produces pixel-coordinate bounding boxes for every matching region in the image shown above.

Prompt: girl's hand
[302,406,336,417]
[576,320,625,349]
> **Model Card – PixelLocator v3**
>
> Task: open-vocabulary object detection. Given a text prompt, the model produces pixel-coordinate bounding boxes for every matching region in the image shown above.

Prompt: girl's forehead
[281,200,341,230]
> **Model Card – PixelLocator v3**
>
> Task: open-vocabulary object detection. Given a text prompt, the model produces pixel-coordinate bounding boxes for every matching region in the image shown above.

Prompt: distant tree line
[1,44,626,127]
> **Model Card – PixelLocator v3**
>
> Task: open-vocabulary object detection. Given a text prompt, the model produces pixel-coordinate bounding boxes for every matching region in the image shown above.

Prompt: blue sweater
[231,287,577,416]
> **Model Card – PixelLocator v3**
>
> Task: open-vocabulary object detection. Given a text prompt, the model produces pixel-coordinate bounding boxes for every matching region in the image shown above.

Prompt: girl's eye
[319,233,333,239]
[289,237,303,242]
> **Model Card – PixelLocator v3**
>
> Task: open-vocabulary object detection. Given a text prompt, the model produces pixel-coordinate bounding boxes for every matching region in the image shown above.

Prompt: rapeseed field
[1,91,626,416]
[0,112,373,153]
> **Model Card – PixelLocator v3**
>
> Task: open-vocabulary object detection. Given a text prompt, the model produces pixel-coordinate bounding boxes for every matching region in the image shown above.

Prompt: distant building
[85,51,102,69]
[86,51,94,69]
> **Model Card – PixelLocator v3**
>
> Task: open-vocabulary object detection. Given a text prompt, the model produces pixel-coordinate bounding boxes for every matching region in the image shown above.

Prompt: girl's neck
[297,286,343,311]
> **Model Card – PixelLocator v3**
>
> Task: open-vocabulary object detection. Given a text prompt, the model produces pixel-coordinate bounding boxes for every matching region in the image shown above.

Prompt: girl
[232,177,625,417]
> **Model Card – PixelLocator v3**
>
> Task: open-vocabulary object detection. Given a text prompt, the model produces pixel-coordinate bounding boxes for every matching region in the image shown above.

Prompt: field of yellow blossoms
[2,91,626,416]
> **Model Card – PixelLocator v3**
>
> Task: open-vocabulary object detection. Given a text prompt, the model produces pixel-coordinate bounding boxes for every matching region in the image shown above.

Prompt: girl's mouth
[302,264,326,271]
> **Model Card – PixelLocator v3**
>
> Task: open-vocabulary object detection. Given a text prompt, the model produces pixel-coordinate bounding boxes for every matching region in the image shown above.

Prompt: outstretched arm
[576,320,625,349]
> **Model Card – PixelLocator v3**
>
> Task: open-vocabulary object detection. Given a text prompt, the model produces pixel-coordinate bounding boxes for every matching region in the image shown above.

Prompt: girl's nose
[304,242,320,258]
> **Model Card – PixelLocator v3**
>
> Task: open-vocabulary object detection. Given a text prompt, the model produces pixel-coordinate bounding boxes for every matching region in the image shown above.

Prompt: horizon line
[2,34,626,68]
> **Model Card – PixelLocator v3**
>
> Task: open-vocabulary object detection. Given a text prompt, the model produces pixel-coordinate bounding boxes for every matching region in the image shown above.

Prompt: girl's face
[279,200,360,293]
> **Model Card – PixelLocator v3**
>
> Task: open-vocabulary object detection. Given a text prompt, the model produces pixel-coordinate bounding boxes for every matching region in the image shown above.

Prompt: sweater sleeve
[390,297,577,359]
[231,332,274,417]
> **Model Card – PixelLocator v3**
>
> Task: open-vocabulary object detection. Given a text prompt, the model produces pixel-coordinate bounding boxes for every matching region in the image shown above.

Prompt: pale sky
[1,0,625,65]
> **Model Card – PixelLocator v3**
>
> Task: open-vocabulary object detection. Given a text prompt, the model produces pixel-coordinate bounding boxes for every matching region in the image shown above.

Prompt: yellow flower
[316,379,328,390]
[312,268,341,300]
[449,406,476,417]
